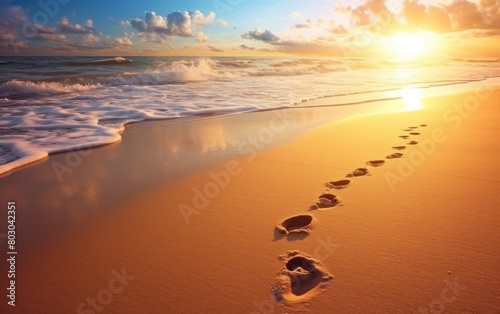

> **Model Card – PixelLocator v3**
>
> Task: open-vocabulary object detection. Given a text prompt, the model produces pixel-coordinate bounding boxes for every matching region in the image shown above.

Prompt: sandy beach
[1,86,499,313]
[3,1,500,312]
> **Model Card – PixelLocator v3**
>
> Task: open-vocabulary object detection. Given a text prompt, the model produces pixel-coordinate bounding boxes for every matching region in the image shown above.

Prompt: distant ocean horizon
[0,55,499,174]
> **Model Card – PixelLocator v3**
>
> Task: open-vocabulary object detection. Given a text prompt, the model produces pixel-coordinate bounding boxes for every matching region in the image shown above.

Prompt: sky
[0,0,499,57]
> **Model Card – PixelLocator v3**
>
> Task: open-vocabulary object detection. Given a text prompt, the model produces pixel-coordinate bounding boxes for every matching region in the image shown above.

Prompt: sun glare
[383,32,436,59]
[401,87,423,111]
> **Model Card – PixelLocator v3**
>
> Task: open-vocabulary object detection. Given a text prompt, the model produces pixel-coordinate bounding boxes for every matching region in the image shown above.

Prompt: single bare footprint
[408,141,418,145]
[276,215,315,235]
[410,132,421,135]
[273,251,333,304]
[346,168,369,177]
[325,179,350,190]
[420,124,428,127]
[402,128,412,131]
[367,160,385,167]
[399,135,410,139]
[409,126,418,129]
[387,153,403,159]
[392,146,406,150]
[311,193,339,210]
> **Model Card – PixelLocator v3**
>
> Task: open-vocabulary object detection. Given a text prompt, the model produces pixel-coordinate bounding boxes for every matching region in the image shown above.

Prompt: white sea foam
[95,57,131,64]
[0,141,48,175]
[0,79,100,98]
[74,57,133,66]
[101,59,235,86]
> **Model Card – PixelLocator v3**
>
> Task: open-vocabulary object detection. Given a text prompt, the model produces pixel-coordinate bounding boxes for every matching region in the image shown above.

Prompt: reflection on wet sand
[0,97,407,252]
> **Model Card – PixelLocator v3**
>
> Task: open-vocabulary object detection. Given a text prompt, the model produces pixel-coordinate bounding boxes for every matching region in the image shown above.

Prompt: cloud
[0,6,28,51]
[0,8,90,54]
[34,34,68,43]
[0,5,136,55]
[82,34,100,43]
[259,47,277,52]
[270,38,344,55]
[336,0,500,35]
[239,44,255,50]
[292,19,313,29]
[242,28,280,43]
[241,25,345,55]
[191,10,216,26]
[362,0,388,14]
[400,0,495,32]
[207,45,224,52]
[129,12,164,32]
[289,11,301,19]
[34,28,68,43]
[115,35,133,46]
[194,31,209,42]
[330,25,348,34]
[426,5,453,32]
[241,25,343,55]
[0,5,27,27]
[0,32,26,50]
[217,19,229,27]
[137,32,167,44]
[446,0,485,30]
[480,0,500,27]
[60,17,96,34]
[126,10,216,38]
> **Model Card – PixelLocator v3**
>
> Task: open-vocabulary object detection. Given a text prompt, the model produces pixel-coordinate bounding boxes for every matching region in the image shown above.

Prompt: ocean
[0,56,499,175]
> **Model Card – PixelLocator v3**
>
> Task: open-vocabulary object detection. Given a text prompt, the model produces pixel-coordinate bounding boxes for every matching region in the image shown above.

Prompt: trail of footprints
[272,124,428,304]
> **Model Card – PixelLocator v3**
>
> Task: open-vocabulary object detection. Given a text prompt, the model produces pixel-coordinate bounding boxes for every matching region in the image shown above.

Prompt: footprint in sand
[346,168,369,177]
[386,153,403,159]
[402,128,413,131]
[408,126,418,129]
[325,179,350,190]
[311,193,339,210]
[409,132,421,135]
[399,135,410,139]
[392,146,406,150]
[276,215,315,235]
[420,124,427,127]
[366,160,385,167]
[408,140,418,145]
[273,251,333,303]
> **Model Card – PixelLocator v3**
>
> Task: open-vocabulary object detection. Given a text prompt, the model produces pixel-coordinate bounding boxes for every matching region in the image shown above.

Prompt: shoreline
[0,97,409,256]
[1,85,499,312]
[1,77,498,178]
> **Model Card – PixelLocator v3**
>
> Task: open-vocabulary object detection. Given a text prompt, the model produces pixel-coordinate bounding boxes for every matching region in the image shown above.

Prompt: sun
[382,31,436,59]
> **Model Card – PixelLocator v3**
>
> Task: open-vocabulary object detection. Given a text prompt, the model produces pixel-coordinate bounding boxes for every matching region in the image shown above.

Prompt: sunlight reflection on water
[401,87,424,111]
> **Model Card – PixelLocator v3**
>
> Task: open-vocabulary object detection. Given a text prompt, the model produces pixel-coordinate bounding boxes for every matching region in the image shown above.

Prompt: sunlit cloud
[289,11,302,19]
[242,28,280,43]
[126,10,215,37]
[292,19,313,29]
[115,35,133,46]
[194,32,209,42]
[217,19,229,27]
[207,45,224,52]
[60,17,96,35]
[239,44,255,50]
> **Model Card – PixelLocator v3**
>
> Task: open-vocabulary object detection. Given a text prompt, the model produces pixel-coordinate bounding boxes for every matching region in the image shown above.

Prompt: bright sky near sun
[0,0,499,57]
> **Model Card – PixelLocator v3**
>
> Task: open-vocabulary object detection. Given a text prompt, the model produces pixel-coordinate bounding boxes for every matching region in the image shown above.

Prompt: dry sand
[1,88,499,313]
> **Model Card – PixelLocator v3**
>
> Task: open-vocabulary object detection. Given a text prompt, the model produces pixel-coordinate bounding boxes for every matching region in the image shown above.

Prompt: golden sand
[2,89,499,313]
